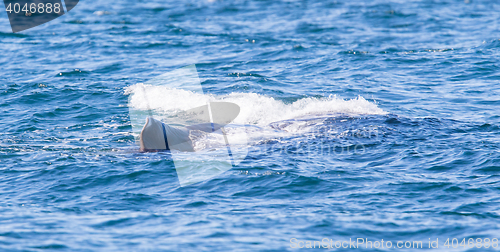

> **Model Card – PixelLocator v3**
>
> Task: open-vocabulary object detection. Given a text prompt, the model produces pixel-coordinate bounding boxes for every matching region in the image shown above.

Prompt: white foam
[125,83,387,126]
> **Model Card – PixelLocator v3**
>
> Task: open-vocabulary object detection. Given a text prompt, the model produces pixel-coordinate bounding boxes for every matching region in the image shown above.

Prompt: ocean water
[1,0,500,251]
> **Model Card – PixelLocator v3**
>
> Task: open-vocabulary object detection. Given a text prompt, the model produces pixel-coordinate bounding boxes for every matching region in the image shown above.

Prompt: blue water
[1,0,500,251]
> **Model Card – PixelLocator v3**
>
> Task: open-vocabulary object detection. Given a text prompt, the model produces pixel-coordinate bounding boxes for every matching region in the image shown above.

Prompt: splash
[125,83,387,126]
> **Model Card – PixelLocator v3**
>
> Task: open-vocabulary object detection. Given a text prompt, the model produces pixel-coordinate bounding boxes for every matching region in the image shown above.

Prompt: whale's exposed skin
[139,102,240,152]
[139,101,361,152]
[139,117,195,152]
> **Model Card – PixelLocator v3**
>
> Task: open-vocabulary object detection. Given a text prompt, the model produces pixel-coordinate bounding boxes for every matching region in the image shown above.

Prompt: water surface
[1,0,500,250]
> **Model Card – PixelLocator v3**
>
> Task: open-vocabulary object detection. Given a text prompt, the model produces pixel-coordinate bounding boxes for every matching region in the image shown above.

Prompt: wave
[125,83,387,126]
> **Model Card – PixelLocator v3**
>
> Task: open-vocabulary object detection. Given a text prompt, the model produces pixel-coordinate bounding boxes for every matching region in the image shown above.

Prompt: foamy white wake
[125,83,387,126]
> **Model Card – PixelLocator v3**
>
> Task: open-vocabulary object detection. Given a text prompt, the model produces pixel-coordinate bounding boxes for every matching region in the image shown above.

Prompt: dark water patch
[56,69,90,77]
[474,166,500,174]
[31,244,69,250]
[338,50,370,55]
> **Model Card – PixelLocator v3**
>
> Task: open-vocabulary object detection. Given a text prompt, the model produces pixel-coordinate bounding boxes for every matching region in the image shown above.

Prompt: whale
[139,102,240,152]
